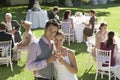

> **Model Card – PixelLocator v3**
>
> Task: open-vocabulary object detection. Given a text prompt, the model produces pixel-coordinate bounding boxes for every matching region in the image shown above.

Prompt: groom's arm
[26,42,47,70]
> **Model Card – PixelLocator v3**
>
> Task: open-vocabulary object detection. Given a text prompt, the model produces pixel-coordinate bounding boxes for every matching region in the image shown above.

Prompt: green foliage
[59,0,66,6]
[114,0,120,3]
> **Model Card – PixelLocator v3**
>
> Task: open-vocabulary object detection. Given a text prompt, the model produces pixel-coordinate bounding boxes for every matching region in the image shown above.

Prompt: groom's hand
[46,54,56,64]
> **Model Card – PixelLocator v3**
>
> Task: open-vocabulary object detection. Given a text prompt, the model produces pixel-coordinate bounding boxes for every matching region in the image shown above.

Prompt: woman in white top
[53,31,78,80]
[95,22,108,49]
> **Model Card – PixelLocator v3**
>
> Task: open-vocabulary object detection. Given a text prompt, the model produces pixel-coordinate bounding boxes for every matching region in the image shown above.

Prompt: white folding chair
[114,65,120,80]
[86,41,95,68]
[0,40,13,71]
[60,21,75,45]
[95,48,118,80]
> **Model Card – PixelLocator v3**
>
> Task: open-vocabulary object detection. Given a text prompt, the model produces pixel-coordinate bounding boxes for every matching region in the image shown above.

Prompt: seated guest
[62,10,75,36]
[75,11,83,17]
[5,13,22,43]
[48,6,60,21]
[0,22,14,57]
[100,31,118,66]
[13,21,35,61]
[95,22,108,49]
[62,10,76,41]
[83,9,96,42]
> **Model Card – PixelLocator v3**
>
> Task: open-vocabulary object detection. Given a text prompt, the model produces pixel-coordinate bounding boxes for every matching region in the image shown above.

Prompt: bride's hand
[57,55,65,64]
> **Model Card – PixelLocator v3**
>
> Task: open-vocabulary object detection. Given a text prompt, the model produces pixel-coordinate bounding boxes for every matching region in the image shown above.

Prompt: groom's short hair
[45,19,60,29]
[0,22,6,30]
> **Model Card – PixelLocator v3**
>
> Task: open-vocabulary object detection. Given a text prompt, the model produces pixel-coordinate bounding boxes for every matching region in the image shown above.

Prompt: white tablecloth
[74,23,85,43]
[71,16,90,43]
[72,16,99,43]
[26,9,48,29]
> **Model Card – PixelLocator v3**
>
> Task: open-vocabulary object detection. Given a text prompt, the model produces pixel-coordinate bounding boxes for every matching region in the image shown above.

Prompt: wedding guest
[5,13,22,43]
[16,21,34,49]
[48,6,60,21]
[62,10,76,41]
[53,31,78,80]
[100,31,118,66]
[0,22,14,57]
[13,21,35,61]
[62,10,74,29]
[26,19,59,80]
[83,9,96,42]
[95,22,108,49]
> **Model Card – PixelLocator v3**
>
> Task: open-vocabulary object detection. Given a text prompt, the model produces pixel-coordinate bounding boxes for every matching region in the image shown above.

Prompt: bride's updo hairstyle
[21,20,32,30]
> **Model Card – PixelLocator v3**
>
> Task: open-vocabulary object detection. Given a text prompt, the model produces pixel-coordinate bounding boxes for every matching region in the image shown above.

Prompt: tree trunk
[28,0,35,9]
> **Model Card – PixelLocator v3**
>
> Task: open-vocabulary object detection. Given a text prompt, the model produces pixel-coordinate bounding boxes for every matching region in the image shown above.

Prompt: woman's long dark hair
[63,10,71,20]
[105,31,114,48]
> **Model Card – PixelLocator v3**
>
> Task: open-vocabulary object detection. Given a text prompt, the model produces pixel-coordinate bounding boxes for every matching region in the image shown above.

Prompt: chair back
[0,40,12,58]
[60,21,74,45]
[96,48,111,69]
[95,48,119,80]
[61,21,72,34]
[0,40,13,71]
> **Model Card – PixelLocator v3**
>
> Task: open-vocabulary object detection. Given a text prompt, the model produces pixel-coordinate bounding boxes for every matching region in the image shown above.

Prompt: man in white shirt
[26,19,60,80]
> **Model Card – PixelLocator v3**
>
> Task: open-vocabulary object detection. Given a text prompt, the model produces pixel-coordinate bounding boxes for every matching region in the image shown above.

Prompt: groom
[26,19,59,80]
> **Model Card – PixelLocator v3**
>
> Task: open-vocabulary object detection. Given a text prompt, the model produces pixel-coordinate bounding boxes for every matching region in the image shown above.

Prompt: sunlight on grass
[32,28,44,38]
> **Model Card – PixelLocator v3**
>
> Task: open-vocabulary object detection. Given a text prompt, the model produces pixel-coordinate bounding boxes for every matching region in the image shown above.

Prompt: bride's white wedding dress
[54,50,78,80]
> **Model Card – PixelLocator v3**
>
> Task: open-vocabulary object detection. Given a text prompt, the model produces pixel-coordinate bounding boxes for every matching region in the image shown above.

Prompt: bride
[53,31,78,80]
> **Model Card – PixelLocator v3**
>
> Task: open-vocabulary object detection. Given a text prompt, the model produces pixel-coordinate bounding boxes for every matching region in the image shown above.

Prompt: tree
[28,0,35,9]
[0,0,7,5]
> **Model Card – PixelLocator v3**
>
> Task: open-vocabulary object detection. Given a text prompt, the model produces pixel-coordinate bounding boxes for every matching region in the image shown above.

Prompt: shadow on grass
[64,42,88,55]
[78,65,95,80]
[0,63,24,80]
[78,64,119,80]
[31,27,44,31]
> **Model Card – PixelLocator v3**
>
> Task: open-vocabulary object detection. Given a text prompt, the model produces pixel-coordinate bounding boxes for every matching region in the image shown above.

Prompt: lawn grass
[0,3,120,80]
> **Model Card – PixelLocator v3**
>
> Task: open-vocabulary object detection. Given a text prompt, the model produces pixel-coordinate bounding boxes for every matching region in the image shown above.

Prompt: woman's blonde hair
[22,21,32,30]
[5,13,12,18]
[75,12,83,17]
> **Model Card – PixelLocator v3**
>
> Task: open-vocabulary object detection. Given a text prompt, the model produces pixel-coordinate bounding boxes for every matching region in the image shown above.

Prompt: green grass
[0,3,120,80]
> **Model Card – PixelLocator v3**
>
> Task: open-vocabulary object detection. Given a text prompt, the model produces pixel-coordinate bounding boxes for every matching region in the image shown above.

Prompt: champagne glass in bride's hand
[55,50,61,54]
[54,50,62,60]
